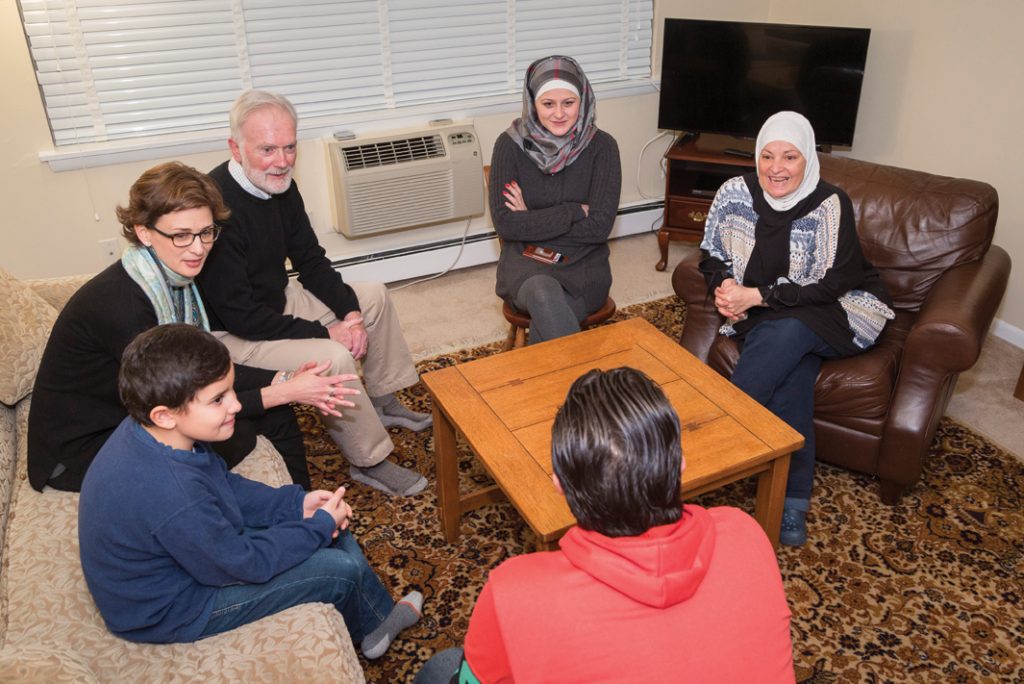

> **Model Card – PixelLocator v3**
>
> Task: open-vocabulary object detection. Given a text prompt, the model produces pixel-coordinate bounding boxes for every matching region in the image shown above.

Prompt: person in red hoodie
[415,367,795,683]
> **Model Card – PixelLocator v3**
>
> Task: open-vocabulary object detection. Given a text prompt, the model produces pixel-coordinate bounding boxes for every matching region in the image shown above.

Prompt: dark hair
[115,162,231,244]
[551,367,683,537]
[119,324,232,426]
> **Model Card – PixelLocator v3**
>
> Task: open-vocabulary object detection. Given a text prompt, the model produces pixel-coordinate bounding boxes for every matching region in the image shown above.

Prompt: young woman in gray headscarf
[489,55,621,344]
[699,111,894,546]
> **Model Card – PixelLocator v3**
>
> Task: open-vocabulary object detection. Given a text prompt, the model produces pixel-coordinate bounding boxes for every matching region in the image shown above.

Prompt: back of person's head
[119,324,232,426]
[551,367,683,537]
[115,161,230,244]
[230,89,298,141]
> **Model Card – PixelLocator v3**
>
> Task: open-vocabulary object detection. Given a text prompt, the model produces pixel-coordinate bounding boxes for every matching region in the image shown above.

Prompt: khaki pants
[216,280,419,467]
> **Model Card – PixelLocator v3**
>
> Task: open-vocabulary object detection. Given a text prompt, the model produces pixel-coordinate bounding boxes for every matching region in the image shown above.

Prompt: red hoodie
[464,504,795,683]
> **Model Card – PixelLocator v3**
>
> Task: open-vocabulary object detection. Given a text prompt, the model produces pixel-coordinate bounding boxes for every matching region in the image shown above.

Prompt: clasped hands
[714,278,763,323]
[275,361,360,418]
[303,487,352,540]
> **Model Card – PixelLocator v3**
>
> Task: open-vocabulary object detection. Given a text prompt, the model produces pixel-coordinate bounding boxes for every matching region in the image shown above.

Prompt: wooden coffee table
[422,318,804,549]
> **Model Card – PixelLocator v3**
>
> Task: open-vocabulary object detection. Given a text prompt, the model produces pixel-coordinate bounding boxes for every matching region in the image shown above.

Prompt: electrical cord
[390,217,476,291]
[635,130,673,200]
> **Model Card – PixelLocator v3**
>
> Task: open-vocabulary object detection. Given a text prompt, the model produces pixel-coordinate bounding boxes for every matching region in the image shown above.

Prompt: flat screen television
[658,19,871,147]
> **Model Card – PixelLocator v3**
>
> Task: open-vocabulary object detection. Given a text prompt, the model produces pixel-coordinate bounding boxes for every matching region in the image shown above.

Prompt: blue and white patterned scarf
[121,244,210,330]
[702,178,894,349]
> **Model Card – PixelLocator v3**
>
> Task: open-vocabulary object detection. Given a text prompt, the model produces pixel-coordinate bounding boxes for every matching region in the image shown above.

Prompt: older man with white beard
[197,90,430,497]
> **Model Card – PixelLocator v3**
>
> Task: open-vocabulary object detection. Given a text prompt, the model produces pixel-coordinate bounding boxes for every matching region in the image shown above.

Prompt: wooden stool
[502,296,617,350]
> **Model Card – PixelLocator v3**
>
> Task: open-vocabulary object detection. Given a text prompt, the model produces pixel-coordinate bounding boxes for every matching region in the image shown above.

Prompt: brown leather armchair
[672,154,1011,504]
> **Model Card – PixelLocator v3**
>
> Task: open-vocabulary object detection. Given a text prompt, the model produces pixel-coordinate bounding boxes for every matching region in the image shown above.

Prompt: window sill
[39,80,658,172]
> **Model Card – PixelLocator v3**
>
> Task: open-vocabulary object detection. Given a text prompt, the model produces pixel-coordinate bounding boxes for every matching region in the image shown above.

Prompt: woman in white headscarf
[489,55,621,344]
[699,111,894,546]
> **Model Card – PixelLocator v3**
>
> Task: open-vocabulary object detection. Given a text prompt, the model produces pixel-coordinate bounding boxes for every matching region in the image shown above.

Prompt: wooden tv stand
[656,134,756,271]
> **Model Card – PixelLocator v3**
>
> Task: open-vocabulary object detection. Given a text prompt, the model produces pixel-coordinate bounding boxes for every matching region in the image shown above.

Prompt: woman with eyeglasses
[28,162,355,492]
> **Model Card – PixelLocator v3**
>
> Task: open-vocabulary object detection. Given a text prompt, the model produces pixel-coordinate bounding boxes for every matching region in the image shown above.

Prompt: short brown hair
[119,324,232,426]
[115,162,230,244]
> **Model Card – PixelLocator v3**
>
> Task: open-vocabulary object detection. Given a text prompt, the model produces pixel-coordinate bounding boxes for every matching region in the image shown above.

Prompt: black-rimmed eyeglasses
[147,224,223,248]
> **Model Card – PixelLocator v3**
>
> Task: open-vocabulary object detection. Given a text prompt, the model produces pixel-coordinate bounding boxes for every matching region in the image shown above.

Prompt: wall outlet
[98,238,120,263]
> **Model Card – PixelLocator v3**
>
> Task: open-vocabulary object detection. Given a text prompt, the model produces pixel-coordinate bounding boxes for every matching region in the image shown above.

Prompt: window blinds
[20,0,653,147]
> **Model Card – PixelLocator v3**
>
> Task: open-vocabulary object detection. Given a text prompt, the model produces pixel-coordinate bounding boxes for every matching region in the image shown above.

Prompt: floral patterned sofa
[0,269,365,683]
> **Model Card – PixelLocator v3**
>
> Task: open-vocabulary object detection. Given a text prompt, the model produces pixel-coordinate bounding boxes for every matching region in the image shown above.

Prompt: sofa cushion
[0,270,56,406]
[2,407,364,682]
[0,645,100,683]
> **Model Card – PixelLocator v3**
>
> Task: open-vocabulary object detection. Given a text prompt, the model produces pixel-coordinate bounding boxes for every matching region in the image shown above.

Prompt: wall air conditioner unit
[327,123,484,238]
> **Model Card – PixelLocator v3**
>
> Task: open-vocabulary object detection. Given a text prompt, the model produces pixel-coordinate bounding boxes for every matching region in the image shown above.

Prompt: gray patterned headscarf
[506,55,598,175]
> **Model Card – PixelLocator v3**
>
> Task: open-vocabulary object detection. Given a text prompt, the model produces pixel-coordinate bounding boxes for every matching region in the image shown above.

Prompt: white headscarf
[755,111,821,212]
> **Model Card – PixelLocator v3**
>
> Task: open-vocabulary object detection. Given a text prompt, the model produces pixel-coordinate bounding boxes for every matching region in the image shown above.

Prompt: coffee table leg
[754,453,791,549]
[433,402,462,543]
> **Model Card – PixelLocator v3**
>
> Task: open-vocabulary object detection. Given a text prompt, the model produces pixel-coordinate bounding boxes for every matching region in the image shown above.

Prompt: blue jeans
[730,318,841,501]
[514,274,589,344]
[198,530,393,643]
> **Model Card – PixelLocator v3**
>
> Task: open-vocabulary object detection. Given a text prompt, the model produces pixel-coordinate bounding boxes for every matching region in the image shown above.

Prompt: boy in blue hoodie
[79,323,421,657]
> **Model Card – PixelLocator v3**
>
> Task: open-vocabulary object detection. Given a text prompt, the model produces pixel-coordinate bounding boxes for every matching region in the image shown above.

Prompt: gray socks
[350,460,427,496]
[362,591,424,659]
[371,393,432,432]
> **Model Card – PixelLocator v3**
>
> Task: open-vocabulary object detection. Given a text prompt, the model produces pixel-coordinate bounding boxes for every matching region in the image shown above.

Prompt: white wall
[1,0,1020,336]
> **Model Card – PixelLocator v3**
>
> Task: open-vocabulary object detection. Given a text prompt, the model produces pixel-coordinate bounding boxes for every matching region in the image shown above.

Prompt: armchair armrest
[878,245,1011,493]
[672,249,722,363]
[900,245,1011,376]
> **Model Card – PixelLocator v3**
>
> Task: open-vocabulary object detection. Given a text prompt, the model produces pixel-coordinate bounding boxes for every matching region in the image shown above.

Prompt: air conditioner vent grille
[342,135,446,170]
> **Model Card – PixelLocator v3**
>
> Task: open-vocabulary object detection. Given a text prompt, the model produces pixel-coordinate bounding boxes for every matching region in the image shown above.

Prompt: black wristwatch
[758,285,772,305]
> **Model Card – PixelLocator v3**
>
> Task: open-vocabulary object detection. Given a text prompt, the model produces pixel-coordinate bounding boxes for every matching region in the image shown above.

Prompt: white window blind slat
[20,0,652,147]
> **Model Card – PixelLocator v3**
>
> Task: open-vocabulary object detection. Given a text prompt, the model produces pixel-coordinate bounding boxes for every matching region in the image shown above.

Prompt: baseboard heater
[286,231,497,276]
[288,201,667,278]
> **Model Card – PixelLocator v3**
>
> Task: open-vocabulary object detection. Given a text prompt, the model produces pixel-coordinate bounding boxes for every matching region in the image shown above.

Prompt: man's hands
[303,487,353,538]
[327,311,368,360]
[714,278,764,322]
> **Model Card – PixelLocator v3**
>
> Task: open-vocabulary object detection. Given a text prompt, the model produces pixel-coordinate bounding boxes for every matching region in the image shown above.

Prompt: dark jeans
[730,317,841,502]
[514,274,589,344]
[198,530,393,643]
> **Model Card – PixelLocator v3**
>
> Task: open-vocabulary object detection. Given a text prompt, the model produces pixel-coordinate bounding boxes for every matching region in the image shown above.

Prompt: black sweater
[198,162,360,340]
[489,130,621,313]
[27,263,274,491]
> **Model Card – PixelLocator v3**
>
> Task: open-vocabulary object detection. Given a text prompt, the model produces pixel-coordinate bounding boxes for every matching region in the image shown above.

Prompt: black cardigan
[27,262,274,491]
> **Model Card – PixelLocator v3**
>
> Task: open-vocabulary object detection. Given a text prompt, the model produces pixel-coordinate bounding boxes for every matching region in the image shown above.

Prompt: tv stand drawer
[667,198,710,231]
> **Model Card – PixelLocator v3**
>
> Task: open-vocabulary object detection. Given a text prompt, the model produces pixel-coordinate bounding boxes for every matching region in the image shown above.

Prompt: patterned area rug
[297,297,1024,683]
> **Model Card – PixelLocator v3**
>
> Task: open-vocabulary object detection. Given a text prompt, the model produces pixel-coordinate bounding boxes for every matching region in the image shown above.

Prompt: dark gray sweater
[489,130,621,313]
